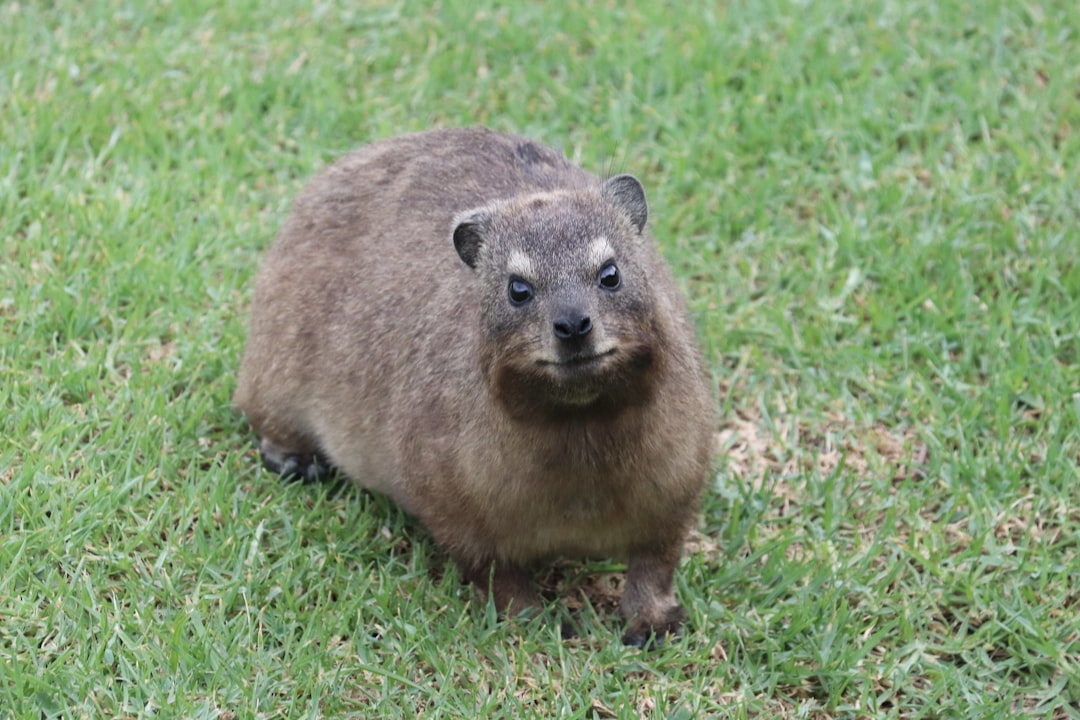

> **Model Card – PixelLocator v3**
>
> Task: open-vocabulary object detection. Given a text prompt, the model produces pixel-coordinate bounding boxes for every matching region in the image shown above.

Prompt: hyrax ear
[601,174,648,234]
[452,208,492,269]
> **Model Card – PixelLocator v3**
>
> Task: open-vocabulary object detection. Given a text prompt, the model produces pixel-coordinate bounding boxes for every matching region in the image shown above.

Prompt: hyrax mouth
[539,347,617,370]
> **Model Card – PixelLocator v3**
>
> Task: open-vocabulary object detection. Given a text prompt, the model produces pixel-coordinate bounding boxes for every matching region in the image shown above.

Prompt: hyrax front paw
[621,603,687,649]
[464,562,542,617]
[619,553,688,649]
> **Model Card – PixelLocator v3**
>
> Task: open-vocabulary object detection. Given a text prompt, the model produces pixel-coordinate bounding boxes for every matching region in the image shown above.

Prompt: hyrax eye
[598,262,621,290]
[508,277,534,305]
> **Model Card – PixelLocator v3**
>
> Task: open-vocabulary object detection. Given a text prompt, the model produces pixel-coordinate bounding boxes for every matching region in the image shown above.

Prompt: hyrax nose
[553,311,593,341]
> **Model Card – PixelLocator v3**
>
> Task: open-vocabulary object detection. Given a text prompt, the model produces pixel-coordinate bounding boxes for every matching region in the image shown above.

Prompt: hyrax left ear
[601,174,648,233]
[452,208,492,269]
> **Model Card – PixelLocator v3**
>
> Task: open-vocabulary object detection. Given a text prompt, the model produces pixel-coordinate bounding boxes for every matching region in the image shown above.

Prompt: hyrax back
[234,127,713,647]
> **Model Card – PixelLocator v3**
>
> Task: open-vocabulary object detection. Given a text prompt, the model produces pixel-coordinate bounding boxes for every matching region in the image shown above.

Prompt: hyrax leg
[463,562,542,617]
[620,552,687,649]
[258,436,333,484]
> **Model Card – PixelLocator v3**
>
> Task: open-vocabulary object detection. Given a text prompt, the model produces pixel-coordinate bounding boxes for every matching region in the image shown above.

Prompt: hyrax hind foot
[259,437,333,484]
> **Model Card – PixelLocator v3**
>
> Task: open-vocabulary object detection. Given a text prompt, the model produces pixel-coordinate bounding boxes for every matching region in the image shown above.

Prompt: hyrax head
[452,175,663,417]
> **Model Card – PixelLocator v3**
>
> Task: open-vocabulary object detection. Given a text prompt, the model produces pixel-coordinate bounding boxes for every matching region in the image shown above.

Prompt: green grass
[2,0,1079,717]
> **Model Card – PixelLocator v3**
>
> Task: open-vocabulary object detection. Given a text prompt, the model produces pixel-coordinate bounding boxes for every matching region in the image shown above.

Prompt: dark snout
[553,308,593,341]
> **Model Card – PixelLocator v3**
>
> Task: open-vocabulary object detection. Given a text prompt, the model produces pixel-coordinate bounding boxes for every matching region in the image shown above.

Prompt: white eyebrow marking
[506,250,535,279]
[587,236,615,269]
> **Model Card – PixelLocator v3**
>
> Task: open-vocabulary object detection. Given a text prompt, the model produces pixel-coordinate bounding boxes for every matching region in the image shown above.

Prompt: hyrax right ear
[452,208,492,269]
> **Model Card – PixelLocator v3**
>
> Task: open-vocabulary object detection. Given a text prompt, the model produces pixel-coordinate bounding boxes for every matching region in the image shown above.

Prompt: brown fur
[234,127,714,647]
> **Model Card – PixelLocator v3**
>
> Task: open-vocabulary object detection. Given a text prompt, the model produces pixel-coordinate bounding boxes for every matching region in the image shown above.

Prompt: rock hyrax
[234,127,714,647]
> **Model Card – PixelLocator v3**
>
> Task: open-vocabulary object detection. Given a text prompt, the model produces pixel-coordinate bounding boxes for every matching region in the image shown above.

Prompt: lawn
[2,0,1079,717]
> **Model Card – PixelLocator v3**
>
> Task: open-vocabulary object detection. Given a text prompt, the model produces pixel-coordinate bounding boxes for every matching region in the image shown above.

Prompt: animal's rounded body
[234,127,713,646]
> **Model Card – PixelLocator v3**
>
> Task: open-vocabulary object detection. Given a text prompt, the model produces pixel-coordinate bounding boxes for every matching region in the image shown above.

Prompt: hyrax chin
[234,127,714,647]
